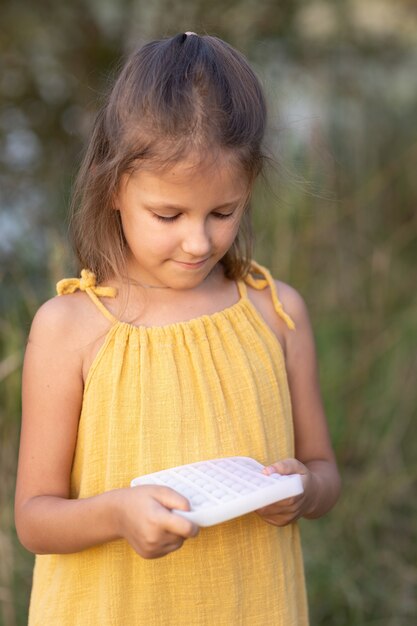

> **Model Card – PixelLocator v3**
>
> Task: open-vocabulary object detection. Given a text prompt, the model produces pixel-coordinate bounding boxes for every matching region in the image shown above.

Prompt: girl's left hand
[256,458,314,527]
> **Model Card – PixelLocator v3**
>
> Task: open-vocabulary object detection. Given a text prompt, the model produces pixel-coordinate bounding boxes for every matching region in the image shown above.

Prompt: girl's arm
[15,297,197,557]
[256,283,341,526]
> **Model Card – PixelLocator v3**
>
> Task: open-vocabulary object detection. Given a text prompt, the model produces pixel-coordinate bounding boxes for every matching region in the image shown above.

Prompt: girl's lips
[174,258,208,269]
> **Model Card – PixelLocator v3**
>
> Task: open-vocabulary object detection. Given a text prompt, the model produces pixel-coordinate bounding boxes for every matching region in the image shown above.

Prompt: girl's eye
[153,211,234,222]
[212,212,233,220]
[153,214,180,222]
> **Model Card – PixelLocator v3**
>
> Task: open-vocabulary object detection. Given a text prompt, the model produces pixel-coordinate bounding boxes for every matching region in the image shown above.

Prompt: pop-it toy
[131,456,304,527]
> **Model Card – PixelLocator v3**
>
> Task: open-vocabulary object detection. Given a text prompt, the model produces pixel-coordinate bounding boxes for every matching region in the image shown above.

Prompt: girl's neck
[116,262,223,295]
[121,278,171,290]
[106,264,238,328]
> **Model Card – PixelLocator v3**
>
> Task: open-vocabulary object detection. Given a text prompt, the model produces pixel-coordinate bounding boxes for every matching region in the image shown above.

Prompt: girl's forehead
[130,151,248,189]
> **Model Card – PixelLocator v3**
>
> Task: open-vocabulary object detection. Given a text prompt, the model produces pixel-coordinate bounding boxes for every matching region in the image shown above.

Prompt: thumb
[152,486,191,512]
[263,458,306,476]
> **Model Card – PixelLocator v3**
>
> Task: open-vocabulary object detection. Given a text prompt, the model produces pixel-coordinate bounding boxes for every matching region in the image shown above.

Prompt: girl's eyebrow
[144,199,242,212]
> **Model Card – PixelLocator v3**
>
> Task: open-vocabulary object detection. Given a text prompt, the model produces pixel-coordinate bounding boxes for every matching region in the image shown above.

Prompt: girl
[15,33,340,625]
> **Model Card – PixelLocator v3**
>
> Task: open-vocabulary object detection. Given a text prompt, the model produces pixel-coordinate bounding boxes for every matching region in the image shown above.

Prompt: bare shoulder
[29,291,110,349]
[28,291,113,384]
[273,280,321,385]
[247,277,312,351]
[274,280,311,329]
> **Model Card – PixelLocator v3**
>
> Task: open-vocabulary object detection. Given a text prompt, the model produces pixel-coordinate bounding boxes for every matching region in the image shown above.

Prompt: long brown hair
[70,33,268,283]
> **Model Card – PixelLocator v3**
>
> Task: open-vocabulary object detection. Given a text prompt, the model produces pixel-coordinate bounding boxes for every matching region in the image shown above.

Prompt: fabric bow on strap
[56,269,117,298]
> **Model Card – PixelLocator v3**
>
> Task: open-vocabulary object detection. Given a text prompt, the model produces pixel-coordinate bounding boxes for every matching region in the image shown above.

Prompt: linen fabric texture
[28,262,309,626]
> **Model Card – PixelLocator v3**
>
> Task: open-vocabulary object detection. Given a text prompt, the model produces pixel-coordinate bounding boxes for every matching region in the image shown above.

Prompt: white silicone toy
[131,456,303,527]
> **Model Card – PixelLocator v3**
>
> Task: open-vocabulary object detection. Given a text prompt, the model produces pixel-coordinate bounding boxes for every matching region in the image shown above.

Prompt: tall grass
[253,82,417,622]
[1,296,28,626]
[0,248,71,626]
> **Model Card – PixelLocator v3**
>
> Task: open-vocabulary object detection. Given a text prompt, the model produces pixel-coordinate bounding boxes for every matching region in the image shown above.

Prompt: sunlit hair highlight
[70,32,268,283]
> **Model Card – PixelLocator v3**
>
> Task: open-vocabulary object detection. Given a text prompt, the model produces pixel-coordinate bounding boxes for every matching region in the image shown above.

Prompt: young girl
[15,32,340,625]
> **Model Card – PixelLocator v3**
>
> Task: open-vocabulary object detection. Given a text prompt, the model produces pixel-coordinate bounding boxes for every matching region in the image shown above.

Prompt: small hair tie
[185,31,198,37]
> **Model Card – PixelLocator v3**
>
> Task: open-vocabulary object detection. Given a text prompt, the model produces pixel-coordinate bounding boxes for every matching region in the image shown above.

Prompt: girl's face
[115,154,248,290]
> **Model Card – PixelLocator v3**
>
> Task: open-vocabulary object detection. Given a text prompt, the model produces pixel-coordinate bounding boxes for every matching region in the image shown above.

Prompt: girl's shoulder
[28,291,112,373]
[274,279,310,323]
[247,277,311,351]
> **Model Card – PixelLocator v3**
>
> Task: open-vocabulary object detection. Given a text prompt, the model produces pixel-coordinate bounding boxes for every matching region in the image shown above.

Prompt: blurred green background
[1,1,416,624]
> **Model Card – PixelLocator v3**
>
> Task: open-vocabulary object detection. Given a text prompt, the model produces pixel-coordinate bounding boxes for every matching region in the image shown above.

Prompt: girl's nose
[181,221,211,257]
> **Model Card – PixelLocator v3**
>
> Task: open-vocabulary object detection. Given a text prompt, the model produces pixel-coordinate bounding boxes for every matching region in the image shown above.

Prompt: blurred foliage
[1,1,417,625]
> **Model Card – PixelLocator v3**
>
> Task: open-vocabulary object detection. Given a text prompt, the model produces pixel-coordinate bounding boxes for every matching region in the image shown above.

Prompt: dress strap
[56,269,118,324]
[236,279,248,300]
[243,261,296,330]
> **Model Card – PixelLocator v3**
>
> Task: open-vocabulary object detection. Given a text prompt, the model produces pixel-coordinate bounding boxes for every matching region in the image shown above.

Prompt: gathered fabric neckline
[56,261,296,332]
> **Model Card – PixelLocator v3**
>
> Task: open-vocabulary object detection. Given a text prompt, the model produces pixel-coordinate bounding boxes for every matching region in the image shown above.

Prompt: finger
[262,458,305,476]
[149,486,191,512]
[142,536,185,559]
[157,508,200,540]
[260,513,299,527]
[150,487,199,538]
[257,503,287,518]
[181,520,199,539]
[161,534,185,552]
[257,502,303,525]
[171,516,200,540]
[257,493,303,514]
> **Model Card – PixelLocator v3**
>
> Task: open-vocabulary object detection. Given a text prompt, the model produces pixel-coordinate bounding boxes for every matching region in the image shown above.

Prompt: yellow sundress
[28,262,309,625]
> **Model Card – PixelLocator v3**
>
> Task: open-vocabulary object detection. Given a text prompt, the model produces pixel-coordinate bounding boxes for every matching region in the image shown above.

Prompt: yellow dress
[28,262,309,626]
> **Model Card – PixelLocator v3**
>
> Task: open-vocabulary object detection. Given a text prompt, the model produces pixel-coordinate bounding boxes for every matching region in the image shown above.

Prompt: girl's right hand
[114,485,199,559]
